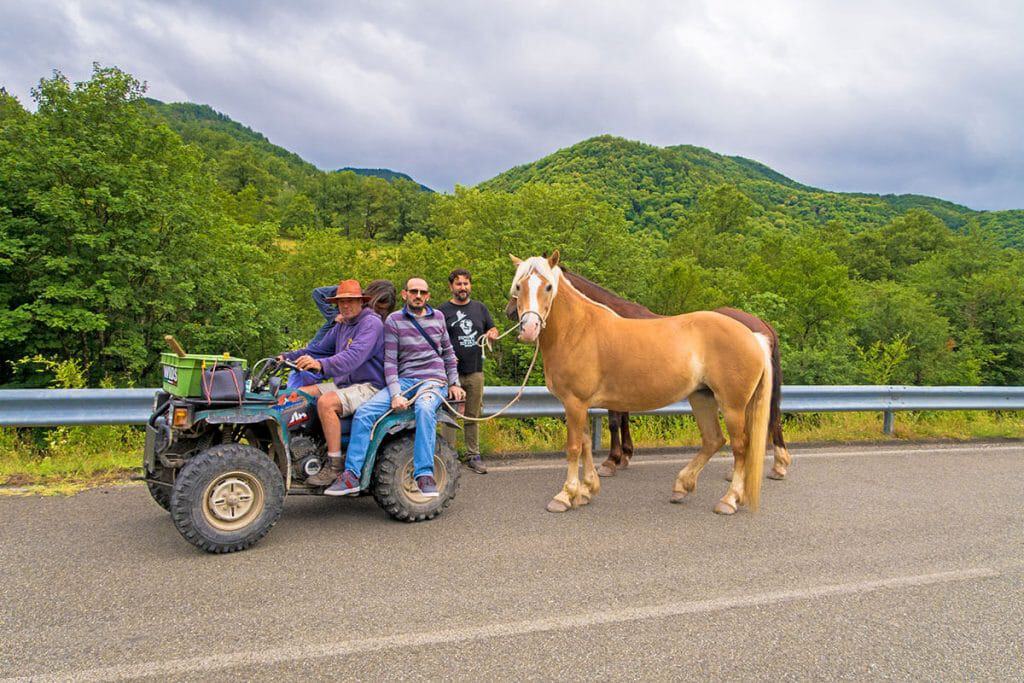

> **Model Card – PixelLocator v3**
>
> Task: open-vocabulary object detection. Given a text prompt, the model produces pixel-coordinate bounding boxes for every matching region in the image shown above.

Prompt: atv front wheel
[146,480,173,511]
[169,443,285,553]
[372,432,460,522]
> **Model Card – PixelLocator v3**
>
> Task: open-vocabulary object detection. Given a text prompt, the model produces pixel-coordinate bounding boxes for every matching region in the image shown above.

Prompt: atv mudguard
[190,390,317,487]
[357,409,460,488]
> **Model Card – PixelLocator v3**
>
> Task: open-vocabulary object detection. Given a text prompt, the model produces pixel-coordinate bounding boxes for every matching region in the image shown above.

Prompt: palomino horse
[505,268,792,481]
[510,251,774,515]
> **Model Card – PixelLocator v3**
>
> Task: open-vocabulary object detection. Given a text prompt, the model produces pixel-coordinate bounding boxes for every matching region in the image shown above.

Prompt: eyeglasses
[407,289,429,296]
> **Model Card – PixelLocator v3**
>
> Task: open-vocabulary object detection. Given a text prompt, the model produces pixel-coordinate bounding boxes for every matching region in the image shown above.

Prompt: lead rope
[367,314,544,440]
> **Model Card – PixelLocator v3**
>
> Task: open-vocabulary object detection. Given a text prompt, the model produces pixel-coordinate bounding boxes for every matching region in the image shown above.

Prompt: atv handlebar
[250,357,302,393]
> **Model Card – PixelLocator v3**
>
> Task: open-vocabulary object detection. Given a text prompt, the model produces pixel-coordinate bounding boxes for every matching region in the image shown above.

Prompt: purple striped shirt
[384,306,460,396]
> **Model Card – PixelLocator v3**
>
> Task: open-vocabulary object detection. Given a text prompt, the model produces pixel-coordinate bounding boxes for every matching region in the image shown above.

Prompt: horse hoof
[619,459,629,470]
[669,491,688,504]
[597,464,616,477]
[546,499,570,513]
[714,501,737,515]
[767,467,786,480]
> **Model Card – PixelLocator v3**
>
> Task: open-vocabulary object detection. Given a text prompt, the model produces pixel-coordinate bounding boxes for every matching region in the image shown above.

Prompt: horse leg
[619,413,634,468]
[671,391,725,504]
[547,402,587,513]
[716,405,750,515]
[598,411,624,477]
[577,421,602,506]
[767,424,792,480]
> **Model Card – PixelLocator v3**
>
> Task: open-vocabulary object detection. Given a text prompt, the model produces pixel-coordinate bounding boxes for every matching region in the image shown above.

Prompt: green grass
[0,425,143,494]
[475,410,1024,455]
[3,411,1022,494]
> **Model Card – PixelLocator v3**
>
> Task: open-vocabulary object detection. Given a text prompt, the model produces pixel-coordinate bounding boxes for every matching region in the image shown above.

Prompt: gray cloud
[2,0,1021,209]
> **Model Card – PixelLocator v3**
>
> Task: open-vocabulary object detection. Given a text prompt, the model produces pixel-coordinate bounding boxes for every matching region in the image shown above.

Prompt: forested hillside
[145,98,435,239]
[340,167,433,192]
[483,136,1024,247]
[2,66,1023,393]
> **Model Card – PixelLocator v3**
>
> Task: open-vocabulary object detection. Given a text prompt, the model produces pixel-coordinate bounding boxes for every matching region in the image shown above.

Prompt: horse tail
[769,331,786,449]
[744,334,773,511]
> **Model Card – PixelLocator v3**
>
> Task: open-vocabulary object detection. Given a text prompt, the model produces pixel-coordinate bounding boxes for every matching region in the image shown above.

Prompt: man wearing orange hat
[277,279,385,487]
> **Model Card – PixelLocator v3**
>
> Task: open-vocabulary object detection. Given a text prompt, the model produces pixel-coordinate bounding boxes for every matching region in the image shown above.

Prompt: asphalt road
[2,442,1023,681]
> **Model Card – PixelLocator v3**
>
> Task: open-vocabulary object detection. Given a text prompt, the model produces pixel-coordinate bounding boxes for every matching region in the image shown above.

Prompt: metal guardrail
[2,387,1023,446]
[0,389,159,427]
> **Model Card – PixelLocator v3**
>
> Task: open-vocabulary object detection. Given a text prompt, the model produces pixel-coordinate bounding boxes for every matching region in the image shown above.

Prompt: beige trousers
[440,372,484,457]
[318,381,380,416]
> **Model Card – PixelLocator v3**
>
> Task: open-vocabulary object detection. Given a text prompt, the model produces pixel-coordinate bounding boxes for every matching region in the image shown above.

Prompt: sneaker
[415,475,439,498]
[324,470,361,497]
[465,456,488,475]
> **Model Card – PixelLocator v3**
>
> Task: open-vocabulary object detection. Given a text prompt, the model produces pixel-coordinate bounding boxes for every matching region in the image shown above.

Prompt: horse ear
[509,254,522,266]
[548,249,560,268]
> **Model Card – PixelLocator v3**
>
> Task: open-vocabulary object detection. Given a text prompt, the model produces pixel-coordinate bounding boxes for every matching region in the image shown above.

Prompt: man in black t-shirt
[439,268,498,474]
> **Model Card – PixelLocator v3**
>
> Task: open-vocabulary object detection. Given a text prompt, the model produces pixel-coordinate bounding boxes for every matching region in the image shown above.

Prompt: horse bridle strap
[514,266,553,331]
[519,308,547,330]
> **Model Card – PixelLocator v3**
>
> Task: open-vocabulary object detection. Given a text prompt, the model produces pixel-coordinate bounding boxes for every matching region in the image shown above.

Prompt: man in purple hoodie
[277,279,385,487]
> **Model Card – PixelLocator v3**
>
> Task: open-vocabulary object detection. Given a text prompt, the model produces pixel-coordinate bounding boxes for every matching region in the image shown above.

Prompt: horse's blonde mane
[511,256,620,317]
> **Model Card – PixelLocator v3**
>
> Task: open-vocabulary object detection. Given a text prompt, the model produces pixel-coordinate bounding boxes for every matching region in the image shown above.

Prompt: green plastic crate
[161,352,248,398]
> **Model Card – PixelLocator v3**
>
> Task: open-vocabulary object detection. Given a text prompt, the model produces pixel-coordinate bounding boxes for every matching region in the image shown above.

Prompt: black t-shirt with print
[439,300,495,375]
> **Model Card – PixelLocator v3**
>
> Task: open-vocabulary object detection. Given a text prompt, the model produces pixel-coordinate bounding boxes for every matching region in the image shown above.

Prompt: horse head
[508,250,561,343]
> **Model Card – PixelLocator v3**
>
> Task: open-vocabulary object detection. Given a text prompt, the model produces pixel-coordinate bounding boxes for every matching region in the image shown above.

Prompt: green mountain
[339,167,433,192]
[141,99,435,238]
[480,135,1023,247]
[144,100,430,192]
[141,105,1020,247]
[143,99,320,190]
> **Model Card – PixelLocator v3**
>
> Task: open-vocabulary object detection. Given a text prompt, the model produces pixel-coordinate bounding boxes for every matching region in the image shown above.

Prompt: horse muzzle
[518,310,542,343]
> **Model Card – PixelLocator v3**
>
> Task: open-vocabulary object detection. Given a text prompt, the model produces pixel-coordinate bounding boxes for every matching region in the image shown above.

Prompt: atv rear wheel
[169,443,285,553]
[372,432,460,522]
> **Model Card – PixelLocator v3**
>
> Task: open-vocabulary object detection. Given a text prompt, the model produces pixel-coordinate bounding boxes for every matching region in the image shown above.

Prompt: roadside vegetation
[3,409,1022,494]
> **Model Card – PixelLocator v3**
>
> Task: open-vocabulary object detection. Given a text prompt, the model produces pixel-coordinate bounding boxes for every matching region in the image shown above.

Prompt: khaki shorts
[318,381,380,416]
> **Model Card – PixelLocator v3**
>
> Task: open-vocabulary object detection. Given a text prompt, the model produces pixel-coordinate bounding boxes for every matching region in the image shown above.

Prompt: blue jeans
[345,378,448,479]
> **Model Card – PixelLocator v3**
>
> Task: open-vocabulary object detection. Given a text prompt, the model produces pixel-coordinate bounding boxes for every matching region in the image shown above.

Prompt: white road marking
[488,443,1024,472]
[7,566,1004,682]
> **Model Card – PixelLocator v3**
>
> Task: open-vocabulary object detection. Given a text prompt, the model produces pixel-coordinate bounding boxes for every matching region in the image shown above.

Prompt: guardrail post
[591,415,601,453]
[883,410,895,435]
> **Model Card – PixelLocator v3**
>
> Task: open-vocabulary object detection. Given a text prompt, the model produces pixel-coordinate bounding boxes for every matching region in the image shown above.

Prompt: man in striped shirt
[326,277,466,498]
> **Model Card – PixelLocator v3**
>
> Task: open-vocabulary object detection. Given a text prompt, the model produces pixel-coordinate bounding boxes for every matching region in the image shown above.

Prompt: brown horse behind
[506,268,792,480]
[510,251,773,515]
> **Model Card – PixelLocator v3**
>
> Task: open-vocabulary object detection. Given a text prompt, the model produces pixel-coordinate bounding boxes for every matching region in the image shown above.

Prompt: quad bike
[143,350,460,553]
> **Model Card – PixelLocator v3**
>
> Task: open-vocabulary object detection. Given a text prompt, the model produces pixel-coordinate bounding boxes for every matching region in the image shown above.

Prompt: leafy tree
[361,177,399,239]
[960,260,1024,384]
[843,210,954,281]
[280,192,317,234]
[0,66,287,384]
[312,171,364,235]
[391,178,433,238]
[851,281,970,384]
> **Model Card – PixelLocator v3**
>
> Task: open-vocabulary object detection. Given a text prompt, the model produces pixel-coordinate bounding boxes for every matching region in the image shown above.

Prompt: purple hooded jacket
[283,307,385,388]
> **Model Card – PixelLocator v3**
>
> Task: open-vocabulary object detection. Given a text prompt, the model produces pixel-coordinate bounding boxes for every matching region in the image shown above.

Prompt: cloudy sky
[2,0,1022,209]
